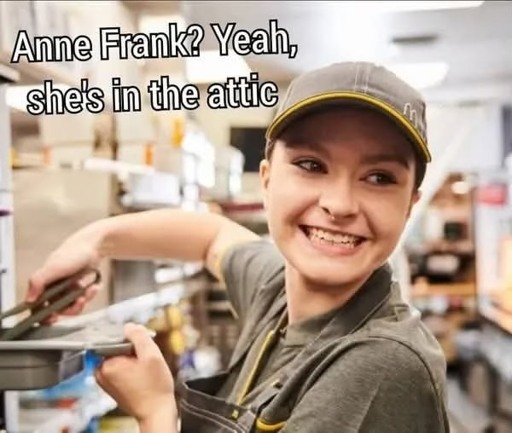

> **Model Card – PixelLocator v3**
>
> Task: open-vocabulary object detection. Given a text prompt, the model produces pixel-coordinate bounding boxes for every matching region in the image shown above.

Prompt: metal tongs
[0,268,101,342]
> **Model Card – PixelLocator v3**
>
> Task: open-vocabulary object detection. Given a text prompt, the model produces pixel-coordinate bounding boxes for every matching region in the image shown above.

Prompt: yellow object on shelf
[166,305,184,329]
[411,282,475,299]
[143,142,154,166]
[171,116,185,148]
[147,309,169,332]
[42,145,52,166]
[169,329,186,355]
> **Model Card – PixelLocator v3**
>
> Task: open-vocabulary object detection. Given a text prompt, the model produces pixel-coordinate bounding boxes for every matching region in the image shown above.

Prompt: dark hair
[264,139,426,191]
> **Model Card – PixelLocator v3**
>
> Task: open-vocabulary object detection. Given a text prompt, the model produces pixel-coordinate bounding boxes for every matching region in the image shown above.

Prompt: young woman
[27,62,449,433]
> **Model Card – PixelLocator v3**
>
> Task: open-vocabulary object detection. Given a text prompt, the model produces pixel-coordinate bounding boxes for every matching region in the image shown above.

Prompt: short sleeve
[220,239,284,323]
[280,339,449,433]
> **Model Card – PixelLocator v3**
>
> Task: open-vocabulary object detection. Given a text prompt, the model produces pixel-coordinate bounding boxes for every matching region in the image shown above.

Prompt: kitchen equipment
[444,221,468,241]
[418,251,473,283]
[0,269,149,390]
[0,268,101,341]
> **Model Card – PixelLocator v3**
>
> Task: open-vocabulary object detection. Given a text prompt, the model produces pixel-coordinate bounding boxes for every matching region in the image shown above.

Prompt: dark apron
[180,267,392,433]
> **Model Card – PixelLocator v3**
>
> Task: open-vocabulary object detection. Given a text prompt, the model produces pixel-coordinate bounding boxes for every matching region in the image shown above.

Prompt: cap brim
[266,92,432,163]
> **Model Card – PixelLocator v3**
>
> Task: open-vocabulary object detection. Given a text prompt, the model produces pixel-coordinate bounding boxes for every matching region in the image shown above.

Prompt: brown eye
[366,173,397,185]
[294,159,326,173]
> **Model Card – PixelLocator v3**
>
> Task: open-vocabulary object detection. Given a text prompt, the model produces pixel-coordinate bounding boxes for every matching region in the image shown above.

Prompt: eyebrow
[283,138,330,158]
[361,153,412,170]
[283,139,412,170]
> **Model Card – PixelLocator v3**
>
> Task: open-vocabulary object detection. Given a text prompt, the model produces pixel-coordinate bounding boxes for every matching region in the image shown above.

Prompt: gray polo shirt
[217,240,449,432]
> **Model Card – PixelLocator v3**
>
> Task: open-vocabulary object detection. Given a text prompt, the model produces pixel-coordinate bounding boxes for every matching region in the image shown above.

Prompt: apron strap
[236,264,393,426]
[236,380,283,429]
[228,271,287,371]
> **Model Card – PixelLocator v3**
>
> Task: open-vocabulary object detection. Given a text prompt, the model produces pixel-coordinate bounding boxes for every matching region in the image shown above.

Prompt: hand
[95,323,178,429]
[26,225,104,321]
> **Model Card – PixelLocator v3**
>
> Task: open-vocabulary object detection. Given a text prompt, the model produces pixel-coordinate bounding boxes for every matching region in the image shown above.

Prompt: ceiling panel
[133,1,512,100]
[122,0,181,15]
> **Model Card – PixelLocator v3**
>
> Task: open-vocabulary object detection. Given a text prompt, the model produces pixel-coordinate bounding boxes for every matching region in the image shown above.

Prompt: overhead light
[6,84,70,112]
[343,1,485,13]
[82,157,155,179]
[138,14,186,34]
[386,62,449,89]
[185,50,252,84]
[391,34,439,45]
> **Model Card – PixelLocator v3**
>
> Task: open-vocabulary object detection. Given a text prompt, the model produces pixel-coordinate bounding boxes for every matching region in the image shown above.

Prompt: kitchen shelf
[0,50,78,87]
[411,282,476,299]
[16,266,211,432]
[480,302,512,336]
[0,63,19,83]
[60,263,207,328]
[18,391,116,433]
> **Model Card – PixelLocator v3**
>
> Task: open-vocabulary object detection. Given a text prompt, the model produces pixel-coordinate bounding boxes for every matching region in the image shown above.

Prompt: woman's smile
[260,106,420,295]
[299,225,367,256]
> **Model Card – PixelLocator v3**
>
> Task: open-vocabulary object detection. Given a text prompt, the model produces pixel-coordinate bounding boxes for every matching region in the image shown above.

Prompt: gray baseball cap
[266,61,432,163]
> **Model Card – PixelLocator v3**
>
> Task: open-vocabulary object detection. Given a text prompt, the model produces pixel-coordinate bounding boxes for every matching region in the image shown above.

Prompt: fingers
[58,297,87,316]
[124,323,160,360]
[61,284,99,314]
[84,284,100,302]
[28,273,100,320]
[26,271,47,303]
[94,367,104,388]
[96,353,135,388]
[37,287,100,325]
[40,301,85,325]
[41,313,59,325]
[94,324,159,376]
[26,251,99,303]
[95,366,113,395]
[27,263,76,302]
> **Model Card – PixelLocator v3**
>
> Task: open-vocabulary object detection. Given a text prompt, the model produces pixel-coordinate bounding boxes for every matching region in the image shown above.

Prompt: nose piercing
[322,206,337,221]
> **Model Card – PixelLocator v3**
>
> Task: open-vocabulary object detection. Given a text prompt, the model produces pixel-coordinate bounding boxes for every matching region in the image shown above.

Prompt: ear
[260,159,271,209]
[406,190,422,218]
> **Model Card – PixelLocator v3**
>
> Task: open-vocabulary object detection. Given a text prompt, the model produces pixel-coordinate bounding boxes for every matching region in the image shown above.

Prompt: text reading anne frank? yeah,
[10,20,294,115]
[11,20,297,62]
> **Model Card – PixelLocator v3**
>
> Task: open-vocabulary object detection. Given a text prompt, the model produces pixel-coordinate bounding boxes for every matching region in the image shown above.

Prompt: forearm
[139,407,178,433]
[74,209,227,263]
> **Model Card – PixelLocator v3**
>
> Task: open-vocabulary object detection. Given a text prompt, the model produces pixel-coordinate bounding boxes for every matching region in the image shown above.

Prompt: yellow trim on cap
[256,418,287,431]
[266,91,432,163]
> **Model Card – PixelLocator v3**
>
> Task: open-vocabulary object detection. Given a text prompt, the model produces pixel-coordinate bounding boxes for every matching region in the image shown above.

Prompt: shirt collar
[282,263,394,347]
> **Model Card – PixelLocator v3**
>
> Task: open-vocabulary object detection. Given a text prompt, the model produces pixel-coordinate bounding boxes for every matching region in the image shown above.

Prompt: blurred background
[0,1,511,432]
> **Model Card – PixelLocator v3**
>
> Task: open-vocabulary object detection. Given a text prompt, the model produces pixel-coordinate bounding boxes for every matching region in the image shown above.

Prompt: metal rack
[0,63,19,432]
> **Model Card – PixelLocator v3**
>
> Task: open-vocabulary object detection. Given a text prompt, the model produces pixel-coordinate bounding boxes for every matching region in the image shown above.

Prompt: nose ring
[322,207,337,221]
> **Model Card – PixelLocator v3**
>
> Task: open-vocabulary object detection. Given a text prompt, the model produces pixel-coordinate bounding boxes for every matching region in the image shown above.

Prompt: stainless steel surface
[0,350,84,391]
[0,323,129,350]
[0,323,152,390]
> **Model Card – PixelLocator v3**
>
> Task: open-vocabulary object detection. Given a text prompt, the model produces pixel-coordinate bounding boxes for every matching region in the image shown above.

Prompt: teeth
[307,227,361,246]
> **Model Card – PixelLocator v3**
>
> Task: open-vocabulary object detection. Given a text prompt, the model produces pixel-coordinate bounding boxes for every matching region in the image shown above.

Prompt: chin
[274,227,391,289]
[300,263,370,291]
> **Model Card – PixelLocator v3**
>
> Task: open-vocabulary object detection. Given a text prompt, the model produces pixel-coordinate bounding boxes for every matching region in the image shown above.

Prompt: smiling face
[260,106,421,293]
